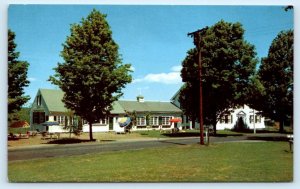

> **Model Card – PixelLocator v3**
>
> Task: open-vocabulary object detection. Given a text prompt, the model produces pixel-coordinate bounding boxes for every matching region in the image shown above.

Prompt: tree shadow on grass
[247,136,289,142]
[233,129,293,134]
[47,138,96,144]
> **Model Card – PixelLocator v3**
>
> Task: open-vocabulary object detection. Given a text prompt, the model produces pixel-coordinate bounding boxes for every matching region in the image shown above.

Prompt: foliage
[9,120,29,128]
[49,9,132,140]
[8,107,31,126]
[8,29,30,117]
[257,30,293,132]
[180,20,258,134]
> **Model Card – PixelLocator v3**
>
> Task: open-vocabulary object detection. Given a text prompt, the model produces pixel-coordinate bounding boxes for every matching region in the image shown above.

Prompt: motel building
[30,89,182,133]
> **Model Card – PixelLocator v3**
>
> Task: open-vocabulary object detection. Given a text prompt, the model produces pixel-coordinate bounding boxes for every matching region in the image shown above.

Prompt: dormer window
[37,95,42,106]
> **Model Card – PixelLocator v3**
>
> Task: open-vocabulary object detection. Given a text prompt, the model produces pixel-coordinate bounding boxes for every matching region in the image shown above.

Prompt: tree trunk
[212,123,217,136]
[279,119,284,133]
[212,113,217,136]
[192,117,195,129]
[89,122,94,141]
[291,115,293,131]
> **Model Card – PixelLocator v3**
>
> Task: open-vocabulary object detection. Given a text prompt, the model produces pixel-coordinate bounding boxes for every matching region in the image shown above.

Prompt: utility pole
[188,26,208,145]
[253,109,256,134]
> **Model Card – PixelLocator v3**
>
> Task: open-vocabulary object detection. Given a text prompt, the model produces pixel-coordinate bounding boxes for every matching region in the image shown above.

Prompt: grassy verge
[8,141,293,182]
[135,130,169,138]
[136,129,244,138]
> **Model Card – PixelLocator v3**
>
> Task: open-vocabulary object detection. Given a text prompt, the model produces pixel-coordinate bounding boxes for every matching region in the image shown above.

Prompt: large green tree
[8,29,30,121]
[180,20,258,134]
[49,9,132,140]
[258,30,293,133]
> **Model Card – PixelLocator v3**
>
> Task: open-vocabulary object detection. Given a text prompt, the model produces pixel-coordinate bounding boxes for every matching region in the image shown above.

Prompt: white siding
[82,122,109,132]
[48,126,69,133]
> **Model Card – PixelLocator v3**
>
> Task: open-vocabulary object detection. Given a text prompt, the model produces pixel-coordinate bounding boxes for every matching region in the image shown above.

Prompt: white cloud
[133,65,183,85]
[171,65,182,72]
[28,77,37,81]
[133,72,182,85]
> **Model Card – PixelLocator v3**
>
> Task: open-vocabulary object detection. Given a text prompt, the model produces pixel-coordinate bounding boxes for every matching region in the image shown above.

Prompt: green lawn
[8,141,293,182]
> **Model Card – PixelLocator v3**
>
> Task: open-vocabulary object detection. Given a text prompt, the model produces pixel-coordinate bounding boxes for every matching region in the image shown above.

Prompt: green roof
[118,100,182,113]
[39,89,68,113]
[39,89,125,114]
[110,101,126,114]
[38,89,181,114]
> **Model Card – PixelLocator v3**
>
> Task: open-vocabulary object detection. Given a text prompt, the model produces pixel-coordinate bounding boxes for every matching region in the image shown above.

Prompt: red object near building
[169,118,182,123]
[10,121,30,128]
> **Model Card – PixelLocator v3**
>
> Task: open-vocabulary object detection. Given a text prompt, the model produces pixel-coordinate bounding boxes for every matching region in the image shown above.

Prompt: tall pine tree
[49,9,132,140]
[8,29,30,121]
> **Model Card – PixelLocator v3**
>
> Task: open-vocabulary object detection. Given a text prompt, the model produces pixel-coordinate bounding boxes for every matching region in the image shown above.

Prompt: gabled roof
[110,101,126,114]
[37,89,181,115]
[39,89,68,113]
[118,100,182,113]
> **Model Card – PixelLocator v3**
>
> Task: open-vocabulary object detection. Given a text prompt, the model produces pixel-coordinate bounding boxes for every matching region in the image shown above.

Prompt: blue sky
[8,5,293,105]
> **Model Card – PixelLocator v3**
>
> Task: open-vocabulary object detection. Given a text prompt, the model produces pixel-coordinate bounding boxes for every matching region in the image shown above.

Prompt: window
[33,112,39,124]
[250,115,261,123]
[249,115,254,123]
[137,116,146,126]
[220,115,232,124]
[249,115,261,123]
[255,115,261,123]
[33,112,45,124]
[57,116,65,125]
[161,116,171,125]
[37,95,42,106]
[149,116,159,126]
[99,118,107,125]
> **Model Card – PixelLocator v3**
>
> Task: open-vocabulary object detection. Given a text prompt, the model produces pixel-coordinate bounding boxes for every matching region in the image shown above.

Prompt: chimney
[137,95,144,103]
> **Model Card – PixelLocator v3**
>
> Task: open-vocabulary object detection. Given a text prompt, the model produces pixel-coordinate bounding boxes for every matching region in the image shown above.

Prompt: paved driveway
[8,135,251,162]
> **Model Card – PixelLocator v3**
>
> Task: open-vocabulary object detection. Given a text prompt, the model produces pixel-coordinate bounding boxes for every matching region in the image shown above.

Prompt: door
[109,117,114,131]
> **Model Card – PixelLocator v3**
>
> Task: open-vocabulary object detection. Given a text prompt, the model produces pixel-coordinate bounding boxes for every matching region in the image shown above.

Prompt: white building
[171,87,265,131]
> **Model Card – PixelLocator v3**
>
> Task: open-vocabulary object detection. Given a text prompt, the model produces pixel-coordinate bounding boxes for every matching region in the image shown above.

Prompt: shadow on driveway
[158,140,187,146]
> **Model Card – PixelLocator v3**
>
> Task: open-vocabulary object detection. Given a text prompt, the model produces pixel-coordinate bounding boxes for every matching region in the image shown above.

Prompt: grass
[135,130,169,138]
[8,141,293,182]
